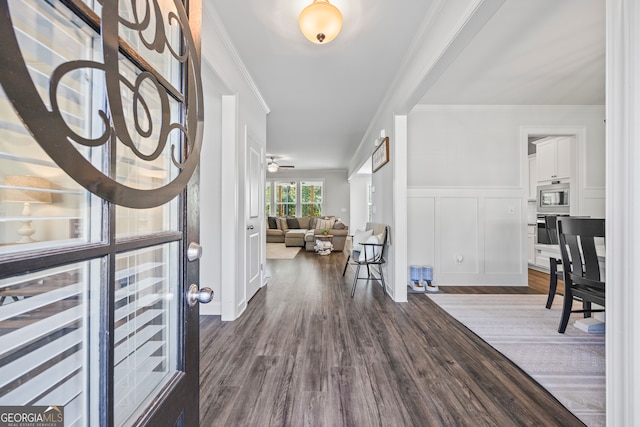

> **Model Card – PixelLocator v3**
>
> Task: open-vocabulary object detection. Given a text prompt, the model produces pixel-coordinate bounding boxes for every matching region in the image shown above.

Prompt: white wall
[346,0,503,300]
[407,105,605,286]
[267,169,350,223]
[199,4,268,318]
[348,174,370,232]
[199,62,223,315]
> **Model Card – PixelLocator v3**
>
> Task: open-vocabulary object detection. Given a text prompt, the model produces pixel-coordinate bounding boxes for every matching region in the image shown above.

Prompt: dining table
[535,242,606,276]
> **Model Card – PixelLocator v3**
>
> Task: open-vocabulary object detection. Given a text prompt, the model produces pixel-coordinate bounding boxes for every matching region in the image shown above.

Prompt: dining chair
[544,215,563,309]
[556,217,605,333]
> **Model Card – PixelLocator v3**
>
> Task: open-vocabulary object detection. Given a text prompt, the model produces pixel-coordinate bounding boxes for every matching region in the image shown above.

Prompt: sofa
[266,216,349,252]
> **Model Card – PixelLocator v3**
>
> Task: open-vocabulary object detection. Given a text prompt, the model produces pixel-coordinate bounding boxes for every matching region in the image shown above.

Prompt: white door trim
[393,115,408,302]
[220,95,241,321]
[606,0,640,424]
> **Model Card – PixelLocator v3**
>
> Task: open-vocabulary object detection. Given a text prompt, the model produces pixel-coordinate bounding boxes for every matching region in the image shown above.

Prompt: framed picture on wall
[372,136,389,172]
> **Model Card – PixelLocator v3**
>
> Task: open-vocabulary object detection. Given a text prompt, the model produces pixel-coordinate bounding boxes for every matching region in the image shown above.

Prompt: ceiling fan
[266,156,294,173]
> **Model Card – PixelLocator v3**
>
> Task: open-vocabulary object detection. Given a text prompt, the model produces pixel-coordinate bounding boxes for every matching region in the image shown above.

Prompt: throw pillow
[359,235,380,261]
[297,216,311,229]
[267,216,278,229]
[316,218,336,230]
[333,221,347,230]
[277,217,289,232]
[286,218,300,229]
[352,229,373,252]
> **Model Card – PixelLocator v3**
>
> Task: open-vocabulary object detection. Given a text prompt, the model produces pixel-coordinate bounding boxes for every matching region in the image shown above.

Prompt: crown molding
[202,4,270,115]
[411,104,606,112]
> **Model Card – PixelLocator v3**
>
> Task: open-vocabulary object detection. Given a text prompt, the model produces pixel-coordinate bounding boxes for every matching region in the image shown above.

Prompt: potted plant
[322,228,330,235]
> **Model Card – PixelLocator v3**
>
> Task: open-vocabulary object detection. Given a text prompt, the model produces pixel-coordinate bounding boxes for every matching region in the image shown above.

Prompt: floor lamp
[3,175,53,243]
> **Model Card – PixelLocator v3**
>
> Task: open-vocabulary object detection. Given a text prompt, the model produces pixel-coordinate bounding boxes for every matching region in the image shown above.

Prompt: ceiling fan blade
[279,165,295,168]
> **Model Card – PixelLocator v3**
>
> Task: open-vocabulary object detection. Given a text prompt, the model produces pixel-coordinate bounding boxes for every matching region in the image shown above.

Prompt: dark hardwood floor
[199,250,582,426]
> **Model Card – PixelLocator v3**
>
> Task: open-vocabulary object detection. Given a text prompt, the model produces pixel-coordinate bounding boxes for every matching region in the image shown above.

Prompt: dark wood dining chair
[544,215,563,309]
[556,217,605,333]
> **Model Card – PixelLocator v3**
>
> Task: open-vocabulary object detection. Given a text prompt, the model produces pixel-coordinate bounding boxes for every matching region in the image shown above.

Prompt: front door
[0,0,206,426]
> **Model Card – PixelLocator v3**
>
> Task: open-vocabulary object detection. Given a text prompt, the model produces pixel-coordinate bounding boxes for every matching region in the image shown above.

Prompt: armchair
[342,224,389,297]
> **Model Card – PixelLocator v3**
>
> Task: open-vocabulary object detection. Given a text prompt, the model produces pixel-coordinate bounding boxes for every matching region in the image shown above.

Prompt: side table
[314,234,333,255]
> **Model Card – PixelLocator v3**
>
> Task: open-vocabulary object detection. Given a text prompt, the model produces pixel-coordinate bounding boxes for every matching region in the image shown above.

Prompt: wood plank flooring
[199,250,582,426]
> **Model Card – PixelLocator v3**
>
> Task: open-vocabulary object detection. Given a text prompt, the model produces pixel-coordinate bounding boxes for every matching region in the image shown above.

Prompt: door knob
[187,284,214,307]
[247,225,254,230]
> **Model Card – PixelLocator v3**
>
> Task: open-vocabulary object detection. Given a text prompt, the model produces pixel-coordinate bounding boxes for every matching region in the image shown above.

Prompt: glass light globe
[267,162,279,173]
[299,0,343,44]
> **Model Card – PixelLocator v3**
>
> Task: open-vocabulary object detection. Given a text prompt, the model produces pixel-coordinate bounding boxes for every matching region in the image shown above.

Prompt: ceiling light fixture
[267,157,279,173]
[298,0,343,44]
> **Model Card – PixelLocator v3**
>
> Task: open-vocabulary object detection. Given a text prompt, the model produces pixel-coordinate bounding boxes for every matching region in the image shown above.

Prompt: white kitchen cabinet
[555,136,571,179]
[528,154,537,200]
[527,225,536,264]
[535,136,572,182]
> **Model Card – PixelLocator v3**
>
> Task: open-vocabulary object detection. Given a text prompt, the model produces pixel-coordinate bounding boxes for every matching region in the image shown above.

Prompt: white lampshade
[2,175,53,243]
[3,175,52,204]
[299,0,343,44]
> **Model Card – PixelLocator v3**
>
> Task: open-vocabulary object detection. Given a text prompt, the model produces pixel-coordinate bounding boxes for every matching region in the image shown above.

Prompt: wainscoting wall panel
[439,198,479,274]
[407,197,435,274]
[408,189,527,286]
[484,197,522,274]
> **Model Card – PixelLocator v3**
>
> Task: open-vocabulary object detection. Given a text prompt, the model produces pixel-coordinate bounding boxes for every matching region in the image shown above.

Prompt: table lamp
[3,175,53,243]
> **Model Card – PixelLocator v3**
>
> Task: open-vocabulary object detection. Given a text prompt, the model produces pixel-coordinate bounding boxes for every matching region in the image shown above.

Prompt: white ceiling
[419,0,605,105]
[208,0,605,171]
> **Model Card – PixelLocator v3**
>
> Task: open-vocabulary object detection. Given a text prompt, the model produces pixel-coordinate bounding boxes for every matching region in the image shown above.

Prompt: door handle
[247,225,254,230]
[187,284,214,307]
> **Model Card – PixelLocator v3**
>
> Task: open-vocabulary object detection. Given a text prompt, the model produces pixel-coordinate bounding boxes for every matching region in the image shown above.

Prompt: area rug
[427,294,605,427]
[266,243,301,260]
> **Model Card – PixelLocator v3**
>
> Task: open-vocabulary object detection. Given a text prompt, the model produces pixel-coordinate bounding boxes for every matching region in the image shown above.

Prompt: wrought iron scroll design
[0,0,203,208]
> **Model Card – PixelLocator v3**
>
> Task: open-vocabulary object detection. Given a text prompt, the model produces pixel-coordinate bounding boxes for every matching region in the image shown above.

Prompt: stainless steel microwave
[537,183,570,214]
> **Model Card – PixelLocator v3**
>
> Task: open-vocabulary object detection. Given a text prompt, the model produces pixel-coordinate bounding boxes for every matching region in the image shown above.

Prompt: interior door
[0,0,206,426]
[245,131,263,301]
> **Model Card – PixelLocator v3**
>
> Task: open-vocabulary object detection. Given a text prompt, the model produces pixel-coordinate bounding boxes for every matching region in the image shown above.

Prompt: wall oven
[537,182,570,214]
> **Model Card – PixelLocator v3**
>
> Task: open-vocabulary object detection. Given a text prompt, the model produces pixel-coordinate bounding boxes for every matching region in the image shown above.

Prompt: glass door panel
[0,260,103,426]
[114,56,180,239]
[117,0,183,82]
[113,243,179,427]
[0,0,104,253]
